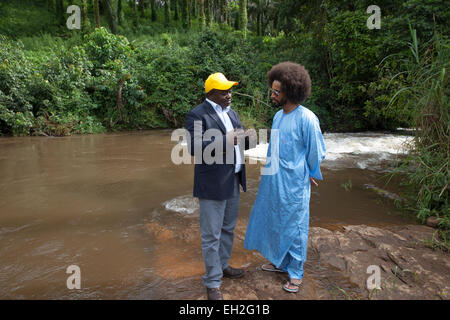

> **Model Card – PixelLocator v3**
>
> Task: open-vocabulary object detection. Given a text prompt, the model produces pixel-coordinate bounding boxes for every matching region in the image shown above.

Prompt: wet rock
[363,184,404,202]
[307,224,449,300]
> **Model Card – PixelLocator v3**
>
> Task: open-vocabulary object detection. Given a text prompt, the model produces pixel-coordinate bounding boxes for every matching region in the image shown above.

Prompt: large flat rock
[146,221,449,300]
[307,224,449,300]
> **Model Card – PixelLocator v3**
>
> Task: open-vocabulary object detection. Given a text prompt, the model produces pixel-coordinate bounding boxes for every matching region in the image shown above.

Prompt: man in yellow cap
[185,72,256,300]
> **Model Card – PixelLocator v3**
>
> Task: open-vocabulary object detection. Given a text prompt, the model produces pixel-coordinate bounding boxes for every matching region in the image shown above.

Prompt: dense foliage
[390,26,449,230]
[1,0,447,136]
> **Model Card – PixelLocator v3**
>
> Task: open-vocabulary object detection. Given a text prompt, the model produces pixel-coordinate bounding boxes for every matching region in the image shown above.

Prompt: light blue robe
[244,105,326,279]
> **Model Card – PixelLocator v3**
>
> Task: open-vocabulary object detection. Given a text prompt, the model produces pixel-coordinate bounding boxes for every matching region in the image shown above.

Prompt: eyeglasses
[270,88,281,96]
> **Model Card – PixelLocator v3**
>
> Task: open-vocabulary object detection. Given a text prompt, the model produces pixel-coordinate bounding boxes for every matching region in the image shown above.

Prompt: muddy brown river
[0,130,416,299]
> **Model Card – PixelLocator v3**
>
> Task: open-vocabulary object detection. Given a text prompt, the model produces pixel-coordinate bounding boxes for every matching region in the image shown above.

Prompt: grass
[387,25,449,230]
[329,285,361,300]
[422,229,449,252]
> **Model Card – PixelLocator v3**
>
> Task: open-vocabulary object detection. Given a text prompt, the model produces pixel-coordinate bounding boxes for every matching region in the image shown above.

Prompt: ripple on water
[30,240,63,256]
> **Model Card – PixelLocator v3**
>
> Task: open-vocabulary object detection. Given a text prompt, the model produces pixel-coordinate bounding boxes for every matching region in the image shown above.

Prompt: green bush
[0,36,35,135]
[0,28,148,136]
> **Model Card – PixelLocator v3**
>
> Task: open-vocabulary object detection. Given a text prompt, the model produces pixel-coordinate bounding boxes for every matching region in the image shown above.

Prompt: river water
[0,130,416,299]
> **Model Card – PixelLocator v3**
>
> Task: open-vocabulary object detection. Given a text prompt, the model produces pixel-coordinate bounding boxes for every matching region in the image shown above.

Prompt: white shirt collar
[206,98,231,114]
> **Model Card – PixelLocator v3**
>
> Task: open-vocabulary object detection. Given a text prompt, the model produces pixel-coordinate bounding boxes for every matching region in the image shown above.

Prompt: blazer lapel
[227,109,240,129]
[204,101,227,134]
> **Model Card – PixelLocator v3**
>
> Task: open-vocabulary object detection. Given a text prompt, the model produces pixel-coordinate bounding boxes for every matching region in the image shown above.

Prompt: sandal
[261,263,287,273]
[283,279,303,293]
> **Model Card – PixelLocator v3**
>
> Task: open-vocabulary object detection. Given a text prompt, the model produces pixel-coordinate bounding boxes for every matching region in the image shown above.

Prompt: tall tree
[57,0,65,26]
[164,0,170,26]
[181,0,188,28]
[81,0,91,31]
[117,0,123,25]
[133,0,138,28]
[220,0,228,27]
[239,0,247,37]
[103,0,118,34]
[249,0,268,36]
[191,0,197,20]
[174,0,179,21]
[199,0,206,29]
[94,0,101,28]
[188,0,192,28]
[205,0,211,26]
[150,0,157,22]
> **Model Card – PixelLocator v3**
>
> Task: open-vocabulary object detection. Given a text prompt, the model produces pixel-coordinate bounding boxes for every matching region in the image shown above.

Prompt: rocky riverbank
[217,224,450,300]
[146,221,449,300]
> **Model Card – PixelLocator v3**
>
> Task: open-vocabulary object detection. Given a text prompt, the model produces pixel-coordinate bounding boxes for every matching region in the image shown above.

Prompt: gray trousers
[199,174,240,289]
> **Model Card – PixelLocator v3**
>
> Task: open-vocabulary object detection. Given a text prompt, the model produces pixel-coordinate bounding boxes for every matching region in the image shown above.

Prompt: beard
[271,97,286,108]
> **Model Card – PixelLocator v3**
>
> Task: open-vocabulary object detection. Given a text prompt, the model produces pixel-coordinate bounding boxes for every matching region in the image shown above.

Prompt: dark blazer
[185,100,250,200]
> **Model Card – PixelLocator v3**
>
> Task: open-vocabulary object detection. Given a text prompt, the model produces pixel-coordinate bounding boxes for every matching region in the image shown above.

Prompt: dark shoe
[223,266,244,279]
[206,287,223,300]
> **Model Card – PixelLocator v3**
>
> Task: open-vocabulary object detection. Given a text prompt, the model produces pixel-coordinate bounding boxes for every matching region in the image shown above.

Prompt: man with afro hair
[244,62,326,293]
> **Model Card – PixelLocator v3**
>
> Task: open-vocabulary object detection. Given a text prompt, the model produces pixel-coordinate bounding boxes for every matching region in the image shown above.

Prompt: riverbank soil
[227,224,449,300]
[146,222,449,300]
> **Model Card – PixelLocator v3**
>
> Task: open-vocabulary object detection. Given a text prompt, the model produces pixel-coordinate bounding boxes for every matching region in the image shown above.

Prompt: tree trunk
[81,0,90,31]
[139,0,145,17]
[164,0,170,26]
[57,0,65,26]
[221,0,228,28]
[191,0,196,19]
[188,0,192,28]
[205,0,211,26]
[150,0,157,22]
[181,0,188,28]
[174,0,179,21]
[133,0,138,28]
[94,0,101,27]
[199,0,205,29]
[117,0,122,25]
[103,0,118,34]
[238,0,247,37]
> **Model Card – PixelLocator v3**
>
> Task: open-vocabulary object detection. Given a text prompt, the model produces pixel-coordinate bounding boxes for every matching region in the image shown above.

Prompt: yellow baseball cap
[205,73,238,93]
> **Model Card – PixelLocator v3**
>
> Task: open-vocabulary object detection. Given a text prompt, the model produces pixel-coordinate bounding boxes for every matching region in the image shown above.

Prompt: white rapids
[244,132,414,171]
